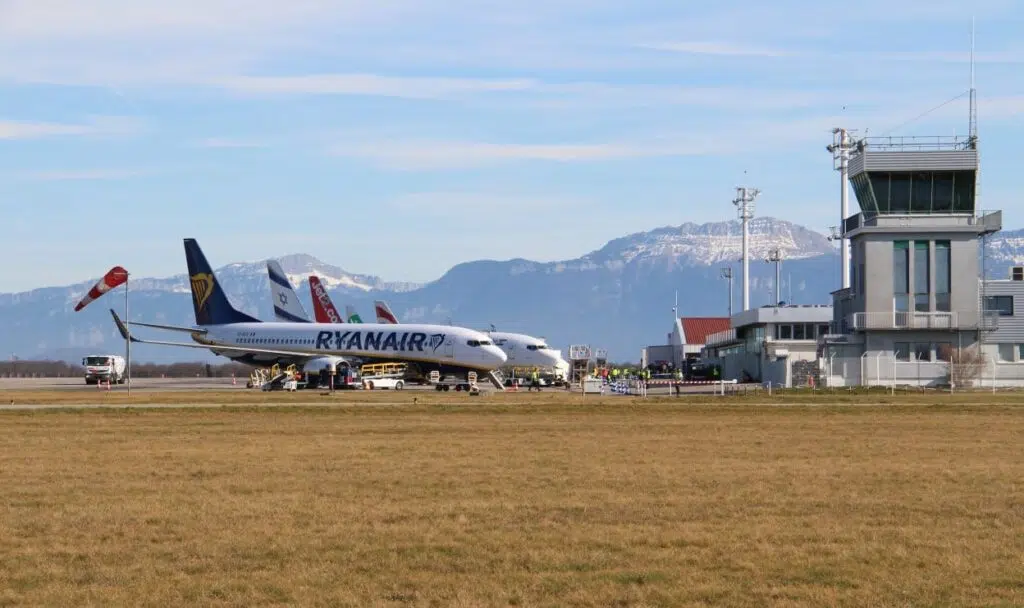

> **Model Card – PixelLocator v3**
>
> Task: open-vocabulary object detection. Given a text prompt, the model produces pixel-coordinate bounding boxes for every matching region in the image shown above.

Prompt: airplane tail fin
[374,300,399,324]
[267,260,311,323]
[308,275,344,324]
[183,238,261,325]
[345,304,363,324]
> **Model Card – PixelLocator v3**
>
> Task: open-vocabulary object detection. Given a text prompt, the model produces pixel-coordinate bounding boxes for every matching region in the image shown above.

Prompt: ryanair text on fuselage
[236,329,447,353]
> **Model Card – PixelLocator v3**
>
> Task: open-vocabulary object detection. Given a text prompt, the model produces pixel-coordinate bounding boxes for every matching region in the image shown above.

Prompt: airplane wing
[125,320,209,335]
[110,309,309,359]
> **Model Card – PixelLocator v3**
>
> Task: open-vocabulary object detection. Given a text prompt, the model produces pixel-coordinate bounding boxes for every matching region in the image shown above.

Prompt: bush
[939,345,986,388]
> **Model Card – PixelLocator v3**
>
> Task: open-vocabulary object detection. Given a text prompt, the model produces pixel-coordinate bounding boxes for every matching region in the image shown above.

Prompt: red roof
[680,317,731,345]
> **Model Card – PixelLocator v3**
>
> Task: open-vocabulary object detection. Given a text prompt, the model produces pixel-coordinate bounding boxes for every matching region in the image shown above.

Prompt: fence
[822,353,1010,390]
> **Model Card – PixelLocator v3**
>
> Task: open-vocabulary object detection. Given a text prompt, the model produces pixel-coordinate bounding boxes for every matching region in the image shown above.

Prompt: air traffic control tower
[826,133,1002,385]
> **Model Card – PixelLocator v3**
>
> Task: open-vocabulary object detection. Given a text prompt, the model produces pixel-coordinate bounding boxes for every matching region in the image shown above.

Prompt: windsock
[308,275,344,324]
[74,266,128,312]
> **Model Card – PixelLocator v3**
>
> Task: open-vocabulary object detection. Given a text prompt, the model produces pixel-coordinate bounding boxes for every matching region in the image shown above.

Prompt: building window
[951,170,975,213]
[998,344,1015,362]
[895,342,910,361]
[910,172,933,213]
[1017,345,1024,362]
[935,240,951,312]
[894,241,909,312]
[936,343,953,361]
[776,324,792,340]
[985,295,1013,316]
[932,172,954,212]
[914,241,929,312]
[869,173,890,213]
[817,324,830,337]
[914,343,932,361]
[889,173,911,213]
[859,262,865,295]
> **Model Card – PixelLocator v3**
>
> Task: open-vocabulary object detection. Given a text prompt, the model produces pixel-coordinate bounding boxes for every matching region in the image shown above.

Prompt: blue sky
[1,0,1023,291]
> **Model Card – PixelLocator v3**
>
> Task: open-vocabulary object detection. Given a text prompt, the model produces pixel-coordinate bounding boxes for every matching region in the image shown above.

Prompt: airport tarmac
[0,376,243,392]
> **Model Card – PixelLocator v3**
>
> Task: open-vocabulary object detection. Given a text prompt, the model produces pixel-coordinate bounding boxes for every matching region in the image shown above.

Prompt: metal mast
[720,267,734,318]
[732,186,760,311]
[766,248,784,306]
[827,128,857,290]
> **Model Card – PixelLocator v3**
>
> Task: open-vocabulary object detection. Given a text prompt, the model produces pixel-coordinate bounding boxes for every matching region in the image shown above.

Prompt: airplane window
[467,340,479,347]
[478,340,491,345]
[527,345,537,351]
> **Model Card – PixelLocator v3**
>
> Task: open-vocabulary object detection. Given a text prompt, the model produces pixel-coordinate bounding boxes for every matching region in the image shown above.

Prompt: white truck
[82,355,126,385]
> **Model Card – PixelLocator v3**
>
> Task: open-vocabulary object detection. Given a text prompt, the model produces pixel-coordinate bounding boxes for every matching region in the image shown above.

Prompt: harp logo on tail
[190,273,214,312]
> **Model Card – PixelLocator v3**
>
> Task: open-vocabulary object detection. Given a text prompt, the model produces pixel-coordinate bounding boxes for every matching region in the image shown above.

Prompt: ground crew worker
[530,369,540,392]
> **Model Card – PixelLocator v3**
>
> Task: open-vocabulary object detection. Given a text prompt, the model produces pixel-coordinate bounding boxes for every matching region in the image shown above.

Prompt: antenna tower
[732,186,760,312]
[765,248,784,306]
[969,16,977,143]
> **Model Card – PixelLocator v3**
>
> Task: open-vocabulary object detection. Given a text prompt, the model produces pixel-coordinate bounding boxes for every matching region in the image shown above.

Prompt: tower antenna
[969,16,977,142]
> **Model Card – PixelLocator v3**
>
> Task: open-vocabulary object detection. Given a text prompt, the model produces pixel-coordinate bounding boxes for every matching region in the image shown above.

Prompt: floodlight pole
[828,128,856,290]
[732,186,760,312]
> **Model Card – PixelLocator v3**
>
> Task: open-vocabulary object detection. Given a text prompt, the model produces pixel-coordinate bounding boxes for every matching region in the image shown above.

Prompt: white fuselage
[487,331,564,369]
[197,322,507,371]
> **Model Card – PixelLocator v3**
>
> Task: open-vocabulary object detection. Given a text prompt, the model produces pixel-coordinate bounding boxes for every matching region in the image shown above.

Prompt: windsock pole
[125,273,131,395]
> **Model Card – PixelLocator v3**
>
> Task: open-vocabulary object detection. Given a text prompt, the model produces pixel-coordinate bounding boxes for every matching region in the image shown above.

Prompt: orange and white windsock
[74,266,128,312]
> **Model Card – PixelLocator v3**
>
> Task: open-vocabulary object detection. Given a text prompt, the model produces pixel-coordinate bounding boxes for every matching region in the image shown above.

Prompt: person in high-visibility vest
[530,369,540,392]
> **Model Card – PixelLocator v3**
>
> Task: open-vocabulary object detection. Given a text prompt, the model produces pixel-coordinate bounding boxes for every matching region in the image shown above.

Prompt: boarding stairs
[487,370,506,390]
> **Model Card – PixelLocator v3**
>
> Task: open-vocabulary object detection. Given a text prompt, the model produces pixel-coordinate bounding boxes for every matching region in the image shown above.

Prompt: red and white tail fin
[374,300,399,324]
[308,276,344,324]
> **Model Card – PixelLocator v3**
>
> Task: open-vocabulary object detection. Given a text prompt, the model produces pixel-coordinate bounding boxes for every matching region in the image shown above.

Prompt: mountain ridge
[4,218,1023,362]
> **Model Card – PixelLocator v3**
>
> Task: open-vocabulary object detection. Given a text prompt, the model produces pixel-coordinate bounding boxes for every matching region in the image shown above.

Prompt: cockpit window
[478,340,492,345]
[467,340,480,347]
[527,344,546,351]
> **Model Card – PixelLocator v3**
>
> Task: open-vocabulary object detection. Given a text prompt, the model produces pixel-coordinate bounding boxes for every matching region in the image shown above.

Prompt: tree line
[0,360,253,378]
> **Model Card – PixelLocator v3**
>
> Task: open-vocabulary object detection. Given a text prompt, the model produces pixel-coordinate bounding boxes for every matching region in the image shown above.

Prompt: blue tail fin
[183,238,261,325]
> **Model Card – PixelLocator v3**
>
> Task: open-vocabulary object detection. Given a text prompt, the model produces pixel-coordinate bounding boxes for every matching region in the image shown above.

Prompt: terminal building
[642,317,730,371]
[703,305,833,387]
[695,129,1017,389]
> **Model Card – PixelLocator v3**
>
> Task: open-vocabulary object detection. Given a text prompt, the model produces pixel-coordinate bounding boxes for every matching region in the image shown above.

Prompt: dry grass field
[0,392,1022,606]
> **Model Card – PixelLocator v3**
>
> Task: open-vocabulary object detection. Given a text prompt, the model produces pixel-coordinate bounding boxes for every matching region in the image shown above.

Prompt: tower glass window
[910,173,933,213]
[935,240,951,311]
[894,240,909,312]
[889,173,911,213]
[932,173,954,212]
[914,241,929,312]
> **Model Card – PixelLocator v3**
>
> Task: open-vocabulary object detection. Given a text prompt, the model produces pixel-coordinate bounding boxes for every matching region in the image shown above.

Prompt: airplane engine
[301,356,347,373]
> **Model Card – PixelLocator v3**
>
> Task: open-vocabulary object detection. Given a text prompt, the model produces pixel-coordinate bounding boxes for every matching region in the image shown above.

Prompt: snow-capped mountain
[586,217,836,267]
[3,217,1020,362]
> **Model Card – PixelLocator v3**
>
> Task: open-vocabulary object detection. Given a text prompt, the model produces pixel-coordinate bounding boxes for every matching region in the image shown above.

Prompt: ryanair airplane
[110,239,507,379]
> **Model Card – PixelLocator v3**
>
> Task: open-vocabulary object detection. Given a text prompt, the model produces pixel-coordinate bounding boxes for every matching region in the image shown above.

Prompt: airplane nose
[488,346,507,367]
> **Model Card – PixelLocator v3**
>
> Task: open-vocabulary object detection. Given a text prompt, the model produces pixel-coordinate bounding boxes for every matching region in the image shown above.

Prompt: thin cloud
[639,41,793,58]
[0,115,143,140]
[18,168,154,181]
[196,137,267,148]
[330,140,650,170]
[216,73,537,99]
[388,192,588,216]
